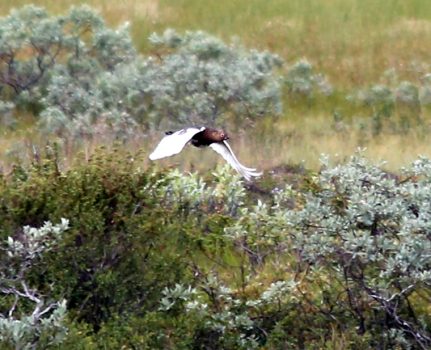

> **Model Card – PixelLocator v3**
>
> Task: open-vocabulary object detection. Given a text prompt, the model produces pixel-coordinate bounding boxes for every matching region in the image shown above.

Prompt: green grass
[2,0,431,171]
[4,0,431,86]
[155,0,431,87]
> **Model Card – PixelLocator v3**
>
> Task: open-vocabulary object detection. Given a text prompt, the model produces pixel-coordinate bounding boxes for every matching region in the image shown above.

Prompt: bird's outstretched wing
[149,127,205,160]
[209,141,262,181]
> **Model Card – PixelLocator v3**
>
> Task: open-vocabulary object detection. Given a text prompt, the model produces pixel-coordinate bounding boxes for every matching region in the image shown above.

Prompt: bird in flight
[149,127,262,181]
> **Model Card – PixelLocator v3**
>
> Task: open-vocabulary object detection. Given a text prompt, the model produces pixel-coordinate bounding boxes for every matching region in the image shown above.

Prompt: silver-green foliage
[244,154,430,347]
[145,29,283,127]
[346,70,429,135]
[285,59,333,97]
[158,154,431,348]
[285,155,431,347]
[0,6,283,137]
[144,165,245,217]
[0,5,135,100]
[1,219,69,349]
[159,276,288,349]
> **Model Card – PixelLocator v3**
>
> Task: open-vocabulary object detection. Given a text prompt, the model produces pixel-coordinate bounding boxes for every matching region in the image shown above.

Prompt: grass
[2,0,431,171]
[3,116,425,175]
[3,0,431,87]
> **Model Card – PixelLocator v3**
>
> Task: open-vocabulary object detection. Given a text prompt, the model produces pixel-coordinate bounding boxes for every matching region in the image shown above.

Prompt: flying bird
[149,127,262,181]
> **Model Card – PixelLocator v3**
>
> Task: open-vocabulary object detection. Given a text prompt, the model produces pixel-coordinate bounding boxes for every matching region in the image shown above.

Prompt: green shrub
[1,149,191,329]
[0,219,69,349]
[1,150,431,348]
[89,152,431,349]
[0,149,247,345]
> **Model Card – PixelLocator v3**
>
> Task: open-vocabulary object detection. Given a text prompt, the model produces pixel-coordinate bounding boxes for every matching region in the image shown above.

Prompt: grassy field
[2,0,431,171]
[3,0,431,86]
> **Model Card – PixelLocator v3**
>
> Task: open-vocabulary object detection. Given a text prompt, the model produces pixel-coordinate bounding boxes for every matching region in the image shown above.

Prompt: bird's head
[219,130,229,140]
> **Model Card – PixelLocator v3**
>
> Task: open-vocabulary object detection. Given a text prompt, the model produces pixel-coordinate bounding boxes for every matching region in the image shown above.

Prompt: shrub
[347,73,430,135]
[0,150,246,342]
[1,150,431,348]
[0,6,283,138]
[223,153,431,348]
[0,220,69,349]
[285,59,333,98]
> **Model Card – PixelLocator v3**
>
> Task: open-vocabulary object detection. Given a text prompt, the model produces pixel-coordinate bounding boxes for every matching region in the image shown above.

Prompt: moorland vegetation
[0,3,431,349]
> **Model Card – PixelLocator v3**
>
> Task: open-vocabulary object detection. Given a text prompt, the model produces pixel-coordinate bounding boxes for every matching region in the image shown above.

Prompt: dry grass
[1,113,430,174]
[244,116,431,172]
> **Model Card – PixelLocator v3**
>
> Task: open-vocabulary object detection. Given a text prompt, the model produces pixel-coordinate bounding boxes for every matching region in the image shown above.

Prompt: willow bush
[0,5,283,139]
[345,69,430,136]
[0,220,69,349]
[2,4,431,144]
[0,149,430,349]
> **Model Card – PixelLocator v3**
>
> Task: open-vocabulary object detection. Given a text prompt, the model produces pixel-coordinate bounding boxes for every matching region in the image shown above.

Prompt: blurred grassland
[2,0,431,171]
[4,0,431,86]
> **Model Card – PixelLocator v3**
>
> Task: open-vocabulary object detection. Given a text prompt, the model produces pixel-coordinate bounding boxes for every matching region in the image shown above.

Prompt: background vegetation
[1,0,431,169]
[0,1,431,349]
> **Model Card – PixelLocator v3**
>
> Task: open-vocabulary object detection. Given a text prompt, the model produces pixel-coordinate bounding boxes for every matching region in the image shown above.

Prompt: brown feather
[191,128,228,147]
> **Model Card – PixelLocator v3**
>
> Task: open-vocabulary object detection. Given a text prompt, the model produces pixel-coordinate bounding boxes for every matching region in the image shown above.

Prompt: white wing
[149,127,205,160]
[209,141,262,181]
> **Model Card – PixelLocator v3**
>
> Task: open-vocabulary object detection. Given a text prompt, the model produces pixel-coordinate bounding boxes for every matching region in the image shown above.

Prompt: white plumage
[149,127,204,160]
[209,142,262,181]
[149,127,262,181]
